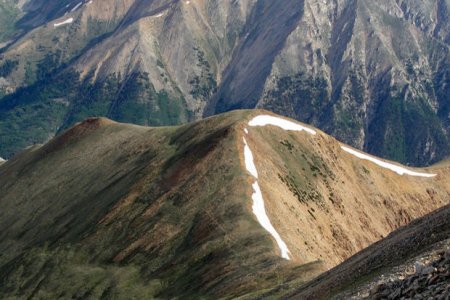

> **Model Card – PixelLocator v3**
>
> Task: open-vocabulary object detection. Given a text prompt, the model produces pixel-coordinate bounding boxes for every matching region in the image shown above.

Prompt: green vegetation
[0,57,191,157]
[2,246,165,299]
[85,17,119,43]
[72,73,186,128]
[367,89,449,166]
[264,73,329,124]
[264,68,449,166]
[362,166,370,175]
[0,0,20,43]
[269,128,337,213]
[280,139,295,152]
[189,47,217,101]
[278,173,324,206]
[0,66,79,157]
[0,59,18,77]
[36,50,65,81]
[305,153,336,181]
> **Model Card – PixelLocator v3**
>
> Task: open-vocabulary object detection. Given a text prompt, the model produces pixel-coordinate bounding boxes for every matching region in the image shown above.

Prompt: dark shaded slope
[115,0,177,30]
[18,0,82,29]
[205,0,304,114]
[0,0,85,52]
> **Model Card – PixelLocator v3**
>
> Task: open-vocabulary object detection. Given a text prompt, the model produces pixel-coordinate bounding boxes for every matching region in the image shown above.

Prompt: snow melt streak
[243,137,290,260]
[341,146,436,178]
[54,18,74,27]
[71,2,82,12]
[249,115,316,135]
[251,182,291,260]
[243,138,258,178]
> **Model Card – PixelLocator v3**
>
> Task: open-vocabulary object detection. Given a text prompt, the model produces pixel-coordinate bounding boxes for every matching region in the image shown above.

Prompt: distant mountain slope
[0,0,21,44]
[0,110,448,299]
[0,0,449,165]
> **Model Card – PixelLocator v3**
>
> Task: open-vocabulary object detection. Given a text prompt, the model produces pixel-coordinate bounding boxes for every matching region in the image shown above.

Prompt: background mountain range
[0,0,448,165]
[1,2,449,298]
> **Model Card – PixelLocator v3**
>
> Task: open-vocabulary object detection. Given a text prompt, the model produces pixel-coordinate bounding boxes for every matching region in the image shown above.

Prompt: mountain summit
[0,110,448,299]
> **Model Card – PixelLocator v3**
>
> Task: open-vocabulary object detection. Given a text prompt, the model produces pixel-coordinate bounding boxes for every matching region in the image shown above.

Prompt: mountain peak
[0,110,448,299]
[40,116,116,154]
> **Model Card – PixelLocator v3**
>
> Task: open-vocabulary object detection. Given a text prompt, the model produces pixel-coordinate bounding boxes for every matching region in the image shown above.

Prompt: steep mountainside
[285,204,450,300]
[0,110,449,299]
[0,0,448,165]
[0,0,22,45]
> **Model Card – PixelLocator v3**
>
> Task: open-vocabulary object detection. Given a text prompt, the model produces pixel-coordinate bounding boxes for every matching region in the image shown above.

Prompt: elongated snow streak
[249,115,316,135]
[251,182,291,260]
[243,137,290,260]
[341,146,437,178]
[71,2,82,12]
[243,137,258,178]
[0,157,5,162]
[54,18,74,27]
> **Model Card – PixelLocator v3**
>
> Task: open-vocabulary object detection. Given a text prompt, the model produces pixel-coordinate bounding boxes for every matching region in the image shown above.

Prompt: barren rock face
[0,0,449,165]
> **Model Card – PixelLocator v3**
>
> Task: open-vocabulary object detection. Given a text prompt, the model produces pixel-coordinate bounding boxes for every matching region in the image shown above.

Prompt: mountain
[0,0,449,165]
[285,204,450,299]
[0,110,449,299]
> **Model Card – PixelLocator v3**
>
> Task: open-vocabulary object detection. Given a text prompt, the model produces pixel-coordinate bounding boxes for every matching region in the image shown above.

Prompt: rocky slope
[367,249,450,300]
[285,204,450,300]
[0,110,448,299]
[0,0,448,165]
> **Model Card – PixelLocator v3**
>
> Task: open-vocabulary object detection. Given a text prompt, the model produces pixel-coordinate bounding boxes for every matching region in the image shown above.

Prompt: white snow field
[54,18,74,27]
[243,137,291,260]
[341,146,437,178]
[249,115,316,135]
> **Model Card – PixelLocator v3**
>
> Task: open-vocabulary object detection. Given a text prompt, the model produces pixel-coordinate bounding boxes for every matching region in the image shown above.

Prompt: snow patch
[243,137,290,260]
[54,18,74,27]
[251,181,291,260]
[244,128,249,134]
[243,137,258,178]
[0,157,5,162]
[341,146,437,178]
[249,115,316,135]
[71,2,82,12]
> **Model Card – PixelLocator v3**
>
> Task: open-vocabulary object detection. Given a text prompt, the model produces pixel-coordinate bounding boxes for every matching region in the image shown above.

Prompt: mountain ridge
[0,109,448,299]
